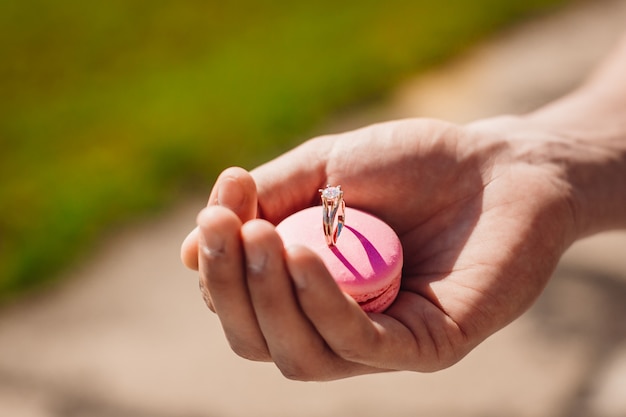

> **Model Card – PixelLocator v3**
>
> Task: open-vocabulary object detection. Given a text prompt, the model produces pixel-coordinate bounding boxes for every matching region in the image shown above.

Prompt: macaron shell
[276,206,403,312]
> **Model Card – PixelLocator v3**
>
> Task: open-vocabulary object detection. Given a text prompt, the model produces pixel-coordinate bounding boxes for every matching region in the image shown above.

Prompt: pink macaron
[276,206,403,313]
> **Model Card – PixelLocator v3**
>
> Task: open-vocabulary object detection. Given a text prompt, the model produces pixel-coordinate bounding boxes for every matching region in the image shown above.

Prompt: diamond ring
[319,184,345,246]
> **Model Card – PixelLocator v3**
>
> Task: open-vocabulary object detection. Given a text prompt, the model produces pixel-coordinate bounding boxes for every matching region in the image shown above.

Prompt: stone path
[1,1,626,416]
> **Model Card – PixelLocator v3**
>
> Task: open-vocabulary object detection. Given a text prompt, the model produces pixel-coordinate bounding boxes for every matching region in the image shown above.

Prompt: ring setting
[319,184,345,246]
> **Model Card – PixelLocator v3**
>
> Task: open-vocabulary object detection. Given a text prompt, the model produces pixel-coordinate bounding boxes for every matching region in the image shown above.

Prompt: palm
[185,117,574,378]
[254,118,572,367]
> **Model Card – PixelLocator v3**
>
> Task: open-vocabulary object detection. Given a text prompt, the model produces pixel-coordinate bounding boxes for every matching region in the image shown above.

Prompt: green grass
[0,0,569,302]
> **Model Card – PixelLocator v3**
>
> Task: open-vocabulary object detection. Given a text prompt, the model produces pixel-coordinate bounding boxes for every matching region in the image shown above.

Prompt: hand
[181,117,578,380]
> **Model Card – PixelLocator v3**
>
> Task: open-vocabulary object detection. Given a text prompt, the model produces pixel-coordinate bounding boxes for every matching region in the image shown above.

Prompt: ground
[1,0,626,416]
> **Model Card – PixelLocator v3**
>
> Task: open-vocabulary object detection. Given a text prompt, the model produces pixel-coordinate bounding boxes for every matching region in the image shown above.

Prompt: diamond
[321,186,341,199]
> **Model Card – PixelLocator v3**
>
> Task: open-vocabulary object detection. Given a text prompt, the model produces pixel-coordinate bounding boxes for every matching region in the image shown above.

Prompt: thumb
[252,136,330,225]
[208,166,258,222]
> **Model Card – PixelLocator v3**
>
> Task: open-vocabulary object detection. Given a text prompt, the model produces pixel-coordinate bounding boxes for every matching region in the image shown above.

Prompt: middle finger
[241,219,353,380]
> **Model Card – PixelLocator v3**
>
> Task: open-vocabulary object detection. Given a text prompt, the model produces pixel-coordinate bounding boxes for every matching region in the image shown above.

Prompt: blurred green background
[0,0,568,302]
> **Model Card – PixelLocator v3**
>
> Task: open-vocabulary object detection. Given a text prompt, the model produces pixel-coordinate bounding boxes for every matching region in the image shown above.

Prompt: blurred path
[2,1,626,416]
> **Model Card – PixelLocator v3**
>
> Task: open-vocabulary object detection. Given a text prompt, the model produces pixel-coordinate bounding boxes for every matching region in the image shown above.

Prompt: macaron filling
[350,275,401,312]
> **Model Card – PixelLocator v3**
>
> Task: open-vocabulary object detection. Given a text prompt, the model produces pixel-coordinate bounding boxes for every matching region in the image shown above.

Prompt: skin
[181,34,626,381]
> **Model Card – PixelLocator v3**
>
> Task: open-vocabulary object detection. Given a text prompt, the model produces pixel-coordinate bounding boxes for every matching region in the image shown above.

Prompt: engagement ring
[319,184,345,246]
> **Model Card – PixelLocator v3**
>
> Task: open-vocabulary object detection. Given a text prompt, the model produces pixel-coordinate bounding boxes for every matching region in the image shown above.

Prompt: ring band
[319,184,345,246]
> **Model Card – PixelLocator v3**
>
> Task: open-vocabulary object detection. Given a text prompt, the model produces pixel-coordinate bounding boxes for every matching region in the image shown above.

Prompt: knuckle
[198,279,215,312]
[278,363,318,382]
[274,355,322,381]
[333,345,367,363]
[331,330,379,363]
[229,339,271,362]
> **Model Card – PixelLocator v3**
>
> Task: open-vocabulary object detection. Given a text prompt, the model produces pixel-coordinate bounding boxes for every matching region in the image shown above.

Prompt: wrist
[467,108,626,242]
[520,33,626,238]
[523,108,626,239]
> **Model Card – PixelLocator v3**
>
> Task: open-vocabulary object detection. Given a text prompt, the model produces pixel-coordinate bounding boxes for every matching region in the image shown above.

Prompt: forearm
[526,33,626,238]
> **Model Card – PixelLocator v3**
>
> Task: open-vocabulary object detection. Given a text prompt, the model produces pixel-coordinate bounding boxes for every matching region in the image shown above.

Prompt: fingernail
[285,246,308,290]
[198,227,226,259]
[217,177,245,211]
[246,246,268,275]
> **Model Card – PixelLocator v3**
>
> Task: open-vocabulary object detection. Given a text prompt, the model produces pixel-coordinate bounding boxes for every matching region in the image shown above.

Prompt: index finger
[181,167,258,271]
